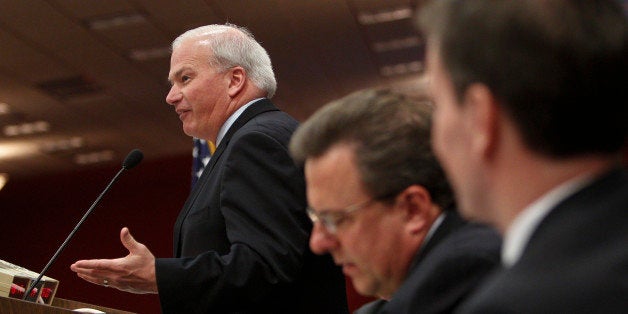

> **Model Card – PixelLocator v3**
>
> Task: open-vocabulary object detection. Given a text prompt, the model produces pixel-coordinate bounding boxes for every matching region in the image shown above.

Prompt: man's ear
[399,185,435,236]
[227,66,246,97]
[464,83,500,160]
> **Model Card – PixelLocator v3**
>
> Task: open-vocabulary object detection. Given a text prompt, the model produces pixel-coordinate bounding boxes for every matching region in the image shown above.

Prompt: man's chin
[349,274,377,297]
[182,127,196,138]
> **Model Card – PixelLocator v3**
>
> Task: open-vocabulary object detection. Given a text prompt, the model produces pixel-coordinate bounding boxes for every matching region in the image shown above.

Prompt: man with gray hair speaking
[71,24,348,313]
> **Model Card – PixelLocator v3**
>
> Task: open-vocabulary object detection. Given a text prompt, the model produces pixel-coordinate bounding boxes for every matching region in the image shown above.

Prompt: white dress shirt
[215,98,263,148]
[502,174,595,267]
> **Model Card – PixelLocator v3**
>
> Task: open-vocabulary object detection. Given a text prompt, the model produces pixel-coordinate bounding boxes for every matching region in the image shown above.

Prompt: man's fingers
[71,258,114,270]
[77,273,114,288]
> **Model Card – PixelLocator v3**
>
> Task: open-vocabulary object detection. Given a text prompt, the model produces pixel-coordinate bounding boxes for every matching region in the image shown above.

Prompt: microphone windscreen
[122,149,144,169]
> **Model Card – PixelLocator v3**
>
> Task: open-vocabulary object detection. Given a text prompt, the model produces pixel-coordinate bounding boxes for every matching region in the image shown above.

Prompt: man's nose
[309,223,339,255]
[166,85,182,105]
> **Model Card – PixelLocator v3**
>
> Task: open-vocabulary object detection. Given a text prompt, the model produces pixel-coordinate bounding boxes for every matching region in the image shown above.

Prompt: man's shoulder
[236,108,299,144]
[384,220,501,314]
[430,215,501,262]
[458,171,628,313]
[448,222,501,254]
[460,232,628,313]
[250,109,298,127]
[523,168,628,260]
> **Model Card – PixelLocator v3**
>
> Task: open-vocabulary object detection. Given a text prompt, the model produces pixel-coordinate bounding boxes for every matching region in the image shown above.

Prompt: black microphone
[23,149,144,301]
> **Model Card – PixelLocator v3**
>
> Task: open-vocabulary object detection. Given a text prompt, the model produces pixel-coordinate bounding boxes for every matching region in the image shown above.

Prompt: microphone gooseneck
[23,149,144,301]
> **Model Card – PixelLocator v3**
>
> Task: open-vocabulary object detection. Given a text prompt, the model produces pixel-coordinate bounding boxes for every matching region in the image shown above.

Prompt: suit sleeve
[155,129,309,312]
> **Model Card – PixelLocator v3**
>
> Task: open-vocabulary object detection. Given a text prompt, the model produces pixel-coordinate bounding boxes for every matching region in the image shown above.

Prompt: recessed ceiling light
[0,142,39,159]
[129,47,171,61]
[0,103,9,115]
[87,13,146,30]
[3,121,50,137]
[357,7,413,25]
[372,36,422,53]
[74,150,115,165]
[41,137,84,153]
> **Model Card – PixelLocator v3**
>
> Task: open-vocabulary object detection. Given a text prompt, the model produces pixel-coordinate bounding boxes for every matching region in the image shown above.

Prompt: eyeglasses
[306,198,378,234]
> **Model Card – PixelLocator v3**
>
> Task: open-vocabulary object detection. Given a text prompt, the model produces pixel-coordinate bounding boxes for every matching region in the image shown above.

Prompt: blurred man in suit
[417,0,628,312]
[71,23,348,313]
[290,88,501,313]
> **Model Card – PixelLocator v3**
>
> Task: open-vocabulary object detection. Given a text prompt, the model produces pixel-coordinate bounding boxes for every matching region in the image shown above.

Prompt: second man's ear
[399,185,437,236]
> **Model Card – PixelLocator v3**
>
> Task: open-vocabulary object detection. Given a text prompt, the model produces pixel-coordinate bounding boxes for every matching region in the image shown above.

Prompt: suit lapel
[412,211,466,267]
[202,98,278,176]
[172,98,279,256]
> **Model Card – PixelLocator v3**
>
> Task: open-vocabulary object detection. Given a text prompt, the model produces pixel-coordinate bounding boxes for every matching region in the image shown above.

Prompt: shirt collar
[425,213,445,246]
[501,174,594,267]
[215,98,264,147]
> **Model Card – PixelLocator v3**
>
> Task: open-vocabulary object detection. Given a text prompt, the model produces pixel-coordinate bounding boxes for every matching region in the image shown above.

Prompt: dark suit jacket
[458,167,628,313]
[155,99,348,313]
[356,211,501,314]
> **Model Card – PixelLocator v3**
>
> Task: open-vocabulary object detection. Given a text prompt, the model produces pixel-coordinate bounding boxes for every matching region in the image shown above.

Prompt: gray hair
[172,24,277,98]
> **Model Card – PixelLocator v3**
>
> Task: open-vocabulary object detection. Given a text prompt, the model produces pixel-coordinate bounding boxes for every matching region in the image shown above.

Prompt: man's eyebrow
[167,67,189,84]
[317,209,341,216]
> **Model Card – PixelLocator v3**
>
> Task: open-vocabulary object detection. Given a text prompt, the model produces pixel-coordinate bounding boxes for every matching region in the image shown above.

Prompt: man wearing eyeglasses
[289,88,501,313]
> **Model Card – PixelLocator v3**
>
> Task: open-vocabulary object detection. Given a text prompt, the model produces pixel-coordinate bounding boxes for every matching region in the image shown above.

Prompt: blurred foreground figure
[417,0,628,312]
